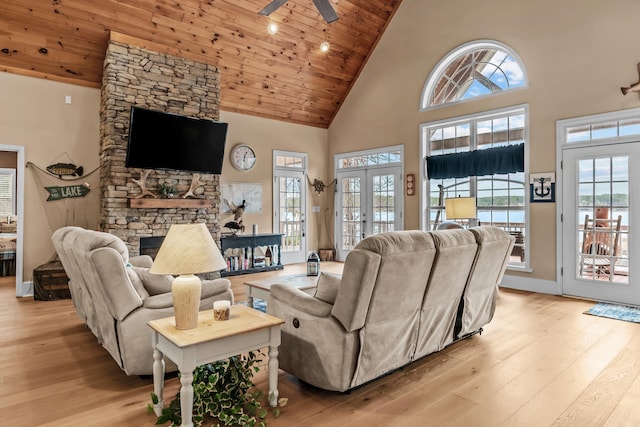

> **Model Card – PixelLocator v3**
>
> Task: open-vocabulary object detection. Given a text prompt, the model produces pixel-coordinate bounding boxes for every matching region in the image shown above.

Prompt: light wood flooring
[2,265,640,426]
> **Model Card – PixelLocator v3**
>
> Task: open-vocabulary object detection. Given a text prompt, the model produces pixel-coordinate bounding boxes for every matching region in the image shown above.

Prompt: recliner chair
[52,226,234,375]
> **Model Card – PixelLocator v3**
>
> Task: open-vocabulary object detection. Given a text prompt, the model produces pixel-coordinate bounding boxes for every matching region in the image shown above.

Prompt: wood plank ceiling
[0,0,401,128]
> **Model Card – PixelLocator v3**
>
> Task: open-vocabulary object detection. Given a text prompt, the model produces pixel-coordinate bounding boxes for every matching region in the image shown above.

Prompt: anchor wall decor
[529,172,555,203]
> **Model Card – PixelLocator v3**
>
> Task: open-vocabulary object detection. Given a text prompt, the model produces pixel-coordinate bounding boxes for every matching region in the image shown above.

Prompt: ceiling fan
[259,0,339,24]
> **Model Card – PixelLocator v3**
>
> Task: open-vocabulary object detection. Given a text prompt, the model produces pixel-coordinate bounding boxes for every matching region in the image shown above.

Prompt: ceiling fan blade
[312,0,339,23]
[259,0,289,16]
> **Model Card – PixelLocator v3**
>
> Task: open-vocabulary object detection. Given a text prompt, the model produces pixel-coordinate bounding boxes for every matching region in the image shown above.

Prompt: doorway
[0,145,25,297]
[273,151,307,264]
[558,109,640,305]
[334,146,404,261]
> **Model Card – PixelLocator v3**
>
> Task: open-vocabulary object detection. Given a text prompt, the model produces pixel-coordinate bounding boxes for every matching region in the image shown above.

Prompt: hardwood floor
[2,266,640,426]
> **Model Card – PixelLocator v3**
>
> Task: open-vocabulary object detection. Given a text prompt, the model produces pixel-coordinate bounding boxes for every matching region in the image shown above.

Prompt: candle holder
[213,300,230,321]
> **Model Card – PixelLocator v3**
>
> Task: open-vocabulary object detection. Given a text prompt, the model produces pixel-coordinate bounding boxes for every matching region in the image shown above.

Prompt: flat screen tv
[125,106,228,174]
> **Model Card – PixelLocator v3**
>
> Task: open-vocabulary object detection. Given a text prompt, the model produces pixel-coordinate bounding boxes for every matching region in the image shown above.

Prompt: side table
[148,305,285,427]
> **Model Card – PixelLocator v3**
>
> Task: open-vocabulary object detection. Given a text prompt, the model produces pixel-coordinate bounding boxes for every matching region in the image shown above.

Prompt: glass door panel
[563,143,638,305]
[335,166,402,260]
[274,172,306,264]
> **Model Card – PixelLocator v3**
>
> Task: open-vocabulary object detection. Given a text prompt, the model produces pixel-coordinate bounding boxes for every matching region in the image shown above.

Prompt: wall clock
[230,144,256,171]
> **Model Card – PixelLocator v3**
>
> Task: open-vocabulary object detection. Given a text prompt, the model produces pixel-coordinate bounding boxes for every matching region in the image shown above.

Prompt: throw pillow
[314,272,342,304]
[125,263,150,299]
[132,266,174,296]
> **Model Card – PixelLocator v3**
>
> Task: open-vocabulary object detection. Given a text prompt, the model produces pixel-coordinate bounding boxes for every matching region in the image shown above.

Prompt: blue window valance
[426,143,524,179]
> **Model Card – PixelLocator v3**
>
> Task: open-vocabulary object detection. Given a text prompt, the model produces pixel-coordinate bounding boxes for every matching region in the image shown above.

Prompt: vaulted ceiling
[0,0,402,128]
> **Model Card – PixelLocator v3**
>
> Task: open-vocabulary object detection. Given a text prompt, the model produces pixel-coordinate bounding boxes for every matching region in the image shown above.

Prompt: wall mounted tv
[125,106,228,174]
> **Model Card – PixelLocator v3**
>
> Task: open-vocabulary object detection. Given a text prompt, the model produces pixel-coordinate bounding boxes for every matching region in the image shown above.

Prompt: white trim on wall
[500,275,561,295]
[0,145,26,297]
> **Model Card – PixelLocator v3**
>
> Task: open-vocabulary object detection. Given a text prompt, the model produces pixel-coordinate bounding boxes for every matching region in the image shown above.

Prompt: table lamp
[444,196,477,228]
[150,223,227,330]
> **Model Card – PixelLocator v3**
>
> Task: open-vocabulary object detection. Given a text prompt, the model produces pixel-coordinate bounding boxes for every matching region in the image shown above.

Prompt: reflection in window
[338,149,402,169]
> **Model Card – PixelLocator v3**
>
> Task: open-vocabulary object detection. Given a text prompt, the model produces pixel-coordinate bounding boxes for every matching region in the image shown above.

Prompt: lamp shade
[445,197,477,220]
[150,223,227,275]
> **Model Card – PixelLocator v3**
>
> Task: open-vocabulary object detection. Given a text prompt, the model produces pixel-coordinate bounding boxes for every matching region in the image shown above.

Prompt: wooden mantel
[128,198,212,209]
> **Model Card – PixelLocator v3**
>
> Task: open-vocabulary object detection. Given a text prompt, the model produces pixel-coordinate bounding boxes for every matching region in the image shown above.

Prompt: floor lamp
[150,223,227,330]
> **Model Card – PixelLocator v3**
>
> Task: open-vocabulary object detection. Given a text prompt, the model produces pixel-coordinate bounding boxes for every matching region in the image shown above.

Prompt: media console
[220,233,283,277]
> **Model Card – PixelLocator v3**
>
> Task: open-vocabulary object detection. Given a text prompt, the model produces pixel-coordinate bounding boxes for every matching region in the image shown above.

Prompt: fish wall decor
[46,162,84,179]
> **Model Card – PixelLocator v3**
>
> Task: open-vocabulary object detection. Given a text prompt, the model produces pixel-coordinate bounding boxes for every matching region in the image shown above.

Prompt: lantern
[307,252,320,276]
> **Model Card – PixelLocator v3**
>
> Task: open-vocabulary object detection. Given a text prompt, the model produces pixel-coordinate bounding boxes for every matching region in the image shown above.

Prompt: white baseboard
[500,274,561,295]
[19,280,33,297]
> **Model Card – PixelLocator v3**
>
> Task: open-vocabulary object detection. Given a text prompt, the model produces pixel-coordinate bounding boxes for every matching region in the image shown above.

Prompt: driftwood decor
[621,63,640,96]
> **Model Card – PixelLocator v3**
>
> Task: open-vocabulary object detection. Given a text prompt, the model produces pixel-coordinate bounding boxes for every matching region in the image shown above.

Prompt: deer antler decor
[621,63,640,96]
[131,169,156,199]
[182,174,204,199]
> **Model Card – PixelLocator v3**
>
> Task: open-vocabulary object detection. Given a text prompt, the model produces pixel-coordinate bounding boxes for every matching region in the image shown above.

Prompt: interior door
[274,170,306,264]
[562,142,639,305]
[335,166,402,260]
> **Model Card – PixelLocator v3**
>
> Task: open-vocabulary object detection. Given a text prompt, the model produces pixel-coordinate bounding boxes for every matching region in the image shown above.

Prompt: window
[421,106,528,268]
[420,40,527,110]
[337,148,402,169]
[0,168,16,218]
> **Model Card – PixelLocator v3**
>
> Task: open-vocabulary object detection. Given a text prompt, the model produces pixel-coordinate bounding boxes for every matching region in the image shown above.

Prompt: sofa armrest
[142,292,174,309]
[201,278,231,298]
[130,255,153,268]
[270,283,333,317]
[142,278,233,309]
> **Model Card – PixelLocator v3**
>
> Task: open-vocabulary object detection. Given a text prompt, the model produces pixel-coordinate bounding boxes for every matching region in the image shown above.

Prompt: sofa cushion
[314,272,342,304]
[132,267,173,295]
[126,264,150,299]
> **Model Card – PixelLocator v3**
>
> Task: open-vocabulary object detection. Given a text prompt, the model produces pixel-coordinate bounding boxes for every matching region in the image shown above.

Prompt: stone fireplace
[99,33,223,256]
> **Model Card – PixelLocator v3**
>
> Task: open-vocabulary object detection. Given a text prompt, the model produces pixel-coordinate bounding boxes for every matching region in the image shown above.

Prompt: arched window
[420,40,527,110]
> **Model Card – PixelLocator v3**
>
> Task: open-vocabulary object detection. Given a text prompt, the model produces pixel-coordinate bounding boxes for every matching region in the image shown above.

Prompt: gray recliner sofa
[52,226,234,375]
[267,227,514,392]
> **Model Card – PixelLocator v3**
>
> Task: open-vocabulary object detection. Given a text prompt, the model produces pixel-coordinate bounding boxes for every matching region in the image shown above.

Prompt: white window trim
[420,39,529,112]
[420,104,530,272]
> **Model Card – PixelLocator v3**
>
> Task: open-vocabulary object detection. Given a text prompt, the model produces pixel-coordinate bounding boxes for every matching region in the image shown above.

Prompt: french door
[335,166,403,260]
[561,142,639,305]
[274,170,307,264]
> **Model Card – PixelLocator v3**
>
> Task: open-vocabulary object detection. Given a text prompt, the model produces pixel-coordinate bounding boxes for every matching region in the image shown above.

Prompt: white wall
[329,0,640,282]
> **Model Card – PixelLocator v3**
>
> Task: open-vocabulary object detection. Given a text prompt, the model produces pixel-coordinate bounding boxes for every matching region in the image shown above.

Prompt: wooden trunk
[33,261,71,301]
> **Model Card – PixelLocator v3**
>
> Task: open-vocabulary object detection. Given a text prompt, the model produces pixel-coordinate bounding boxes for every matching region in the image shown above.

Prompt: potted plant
[158,182,178,198]
[149,351,287,427]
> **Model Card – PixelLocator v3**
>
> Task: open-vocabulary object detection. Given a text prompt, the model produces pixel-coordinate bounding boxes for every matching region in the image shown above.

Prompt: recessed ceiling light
[267,23,279,35]
[320,41,330,53]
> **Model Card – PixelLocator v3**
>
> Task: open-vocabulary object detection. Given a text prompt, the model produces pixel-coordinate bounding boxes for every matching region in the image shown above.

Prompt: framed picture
[221,183,263,213]
[529,172,555,203]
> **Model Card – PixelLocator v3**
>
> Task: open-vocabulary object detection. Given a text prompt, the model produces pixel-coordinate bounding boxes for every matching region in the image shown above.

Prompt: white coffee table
[244,273,318,308]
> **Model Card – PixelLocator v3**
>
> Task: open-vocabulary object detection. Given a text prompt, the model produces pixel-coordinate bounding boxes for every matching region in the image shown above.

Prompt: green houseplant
[149,351,287,427]
[158,182,178,198]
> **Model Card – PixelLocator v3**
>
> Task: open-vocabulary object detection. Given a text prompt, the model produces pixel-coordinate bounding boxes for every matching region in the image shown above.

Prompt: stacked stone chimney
[99,37,223,255]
